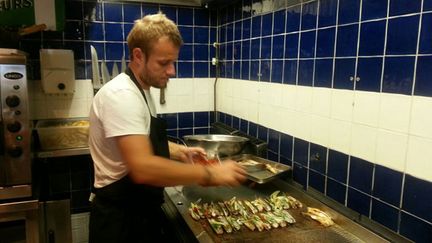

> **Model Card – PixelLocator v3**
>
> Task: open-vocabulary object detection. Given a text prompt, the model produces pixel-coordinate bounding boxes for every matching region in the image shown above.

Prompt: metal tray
[227,154,291,184]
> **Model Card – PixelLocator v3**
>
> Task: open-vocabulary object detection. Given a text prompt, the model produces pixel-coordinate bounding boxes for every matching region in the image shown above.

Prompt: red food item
[192,154,219,165]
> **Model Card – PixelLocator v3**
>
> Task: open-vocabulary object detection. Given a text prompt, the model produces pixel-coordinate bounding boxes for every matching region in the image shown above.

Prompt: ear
[132,48,146,63]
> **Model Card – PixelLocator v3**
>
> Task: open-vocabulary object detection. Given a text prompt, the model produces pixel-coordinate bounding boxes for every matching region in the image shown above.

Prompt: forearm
[168,141,187,161]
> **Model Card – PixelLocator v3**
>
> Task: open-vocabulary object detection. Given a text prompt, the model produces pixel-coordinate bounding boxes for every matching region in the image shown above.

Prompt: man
[88,13,246,242]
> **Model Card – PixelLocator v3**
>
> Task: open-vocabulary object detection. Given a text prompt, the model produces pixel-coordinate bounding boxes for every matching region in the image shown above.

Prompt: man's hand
[168,141,206,163]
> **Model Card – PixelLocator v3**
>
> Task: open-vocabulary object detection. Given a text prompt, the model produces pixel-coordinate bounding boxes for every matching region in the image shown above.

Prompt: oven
[0,48,32,200]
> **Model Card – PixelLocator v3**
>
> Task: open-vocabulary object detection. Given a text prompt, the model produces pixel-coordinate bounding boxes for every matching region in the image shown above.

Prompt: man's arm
[116,135,246,187]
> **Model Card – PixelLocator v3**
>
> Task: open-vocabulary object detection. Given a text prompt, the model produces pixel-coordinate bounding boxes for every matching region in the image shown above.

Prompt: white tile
[410,96,432,139]
[295,86,313,113]
[375,129,408,172]
[330,89,354,122]
[177,95,195,112]
[281,84,297,110]
[329,119,351,153]
[350,123,377,163]
[378,93,411,133]
[280,108,296,135]
[246,100,259,123]
[309,115,330,147]
[406,135,432,182]
[193,94,211,112]
[194,78,213,95]
[311,87,332,118]
[259,82,282,106]
[293,112,312,141]
[353,91,380,127]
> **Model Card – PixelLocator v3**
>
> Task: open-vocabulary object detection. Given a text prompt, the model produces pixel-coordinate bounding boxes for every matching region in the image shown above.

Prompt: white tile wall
[217,78,432,182]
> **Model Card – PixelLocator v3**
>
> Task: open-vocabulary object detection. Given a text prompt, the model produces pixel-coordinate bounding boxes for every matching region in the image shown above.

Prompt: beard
[139,66,168,89]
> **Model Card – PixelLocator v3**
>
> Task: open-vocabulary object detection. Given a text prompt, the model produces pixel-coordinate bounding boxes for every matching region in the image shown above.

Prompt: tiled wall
[215,0,432,242]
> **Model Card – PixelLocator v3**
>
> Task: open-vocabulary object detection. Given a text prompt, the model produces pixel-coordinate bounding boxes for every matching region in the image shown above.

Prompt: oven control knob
[6,95,20,107]
[8,146,23,157]
[7,121,22,133]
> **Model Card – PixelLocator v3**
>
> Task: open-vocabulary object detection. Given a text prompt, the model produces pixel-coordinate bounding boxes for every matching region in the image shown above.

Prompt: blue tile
[268,151,279,162]
[260,60,271,81]
[300,31,316,58]
[65,42,85,60]
[316,27,335,58]
[105,23,123,42]
[286,5,301,33]
[338,0,360,25]
[240,119,248,133]
[218,112,226,123]
[389,0,421,16]
[142,4,159,15]
[294,138,309,167]
[194,112,209,127]
[273,9,286,34]
[327,178,347,205]
[386,15,420,55]
[194,62,209,78]
[327,150,349,183]
[301,1,318,30]
[400,212,432,243]
[179,26,193,44]
[271,60,283,83]
[65,21,83,40]
[314,59,333,88]
[210,28,217,45]
[425,0,432,11]
[248,121,258,137]
[124,23,133,40]
[123,3,141,23]
[349,157,374,194]
[226,4,234,23]
[195,9,209,26]
[309,143,327,174]
[232,116,240,130]
[285,33,299,58]
[234,42,241,60]
[415,56,432,97]
[355,57,382,92]
[242,19,251,39]
[272,35,284,59]
[362,0,388,21]
[382,56,415,95]
[280,156,292,167]
[160,6,177,23]
[235,21,242,41]
[85,42,104,61]
[261,37,271,59]
[283,59,298,84]
[225,61,233,78]
[179,44,193,60]
[262,13,273,36]
[194,128,209,135]
[85,23,103,41]
[373,165,403,207]
[268,129,280,153]
[194,27,209,44]
[309,170,325,193]
[241,61,250,79]
[419,13,432,54]
[226,23,234,42]
[258,125,268,142]
[179,128,193,139]
[403,174,432,222]
[347,188,371,216]
[178,8,193,25]
[280,133,293,160]
[220,26,226,43]
[250,61,260,80]
[293,163,308,189]
[252,15,262,38]
[371,199,399,231]
[161,113,177,129]
[104,2,122,22]
[179,112,193,128]
[251,39,261,59]
[233,61,241,79]
[226,42,233,60]
[359,20,386,56]
[318,0,337,27]
[194,45,209,61]
[298,60,314,86]
[234,1,242,21]
[336,24,359,57]
[167,129,177,138]
[333,58,355,90]
[65,1,83,20]
[105,43,123,60]
[178,62,192,78]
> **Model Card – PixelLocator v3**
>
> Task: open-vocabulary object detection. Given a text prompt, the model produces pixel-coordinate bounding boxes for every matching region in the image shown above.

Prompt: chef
[88,13,246,242]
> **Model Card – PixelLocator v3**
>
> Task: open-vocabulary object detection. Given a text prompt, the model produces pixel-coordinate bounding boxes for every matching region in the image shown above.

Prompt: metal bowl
[183,134,249,156]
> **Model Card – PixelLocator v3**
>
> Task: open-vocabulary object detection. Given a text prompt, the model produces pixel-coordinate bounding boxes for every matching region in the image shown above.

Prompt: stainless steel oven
[0,48,32,200]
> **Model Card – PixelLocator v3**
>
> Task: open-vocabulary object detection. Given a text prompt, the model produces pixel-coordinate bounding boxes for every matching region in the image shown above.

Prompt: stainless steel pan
[183,134,249,157]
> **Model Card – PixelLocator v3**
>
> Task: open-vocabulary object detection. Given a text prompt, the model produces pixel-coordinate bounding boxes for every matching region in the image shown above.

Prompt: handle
[160,88,166,104]
[18,24,46,36]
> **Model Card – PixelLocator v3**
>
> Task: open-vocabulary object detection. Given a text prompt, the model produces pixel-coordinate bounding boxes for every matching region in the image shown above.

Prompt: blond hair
[127,12,183,60]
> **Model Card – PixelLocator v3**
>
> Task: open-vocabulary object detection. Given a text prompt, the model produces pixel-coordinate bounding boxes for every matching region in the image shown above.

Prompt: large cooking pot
[183,134,249,156]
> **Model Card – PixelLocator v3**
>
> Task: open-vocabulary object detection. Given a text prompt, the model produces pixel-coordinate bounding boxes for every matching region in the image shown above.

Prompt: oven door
[0,200,39,243]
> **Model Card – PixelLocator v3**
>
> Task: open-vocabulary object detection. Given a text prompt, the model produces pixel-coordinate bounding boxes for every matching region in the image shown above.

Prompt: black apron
[89,68,172,243]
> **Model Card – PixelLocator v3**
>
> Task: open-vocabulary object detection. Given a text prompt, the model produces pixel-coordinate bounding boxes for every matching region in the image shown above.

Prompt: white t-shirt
[89,73,156,188]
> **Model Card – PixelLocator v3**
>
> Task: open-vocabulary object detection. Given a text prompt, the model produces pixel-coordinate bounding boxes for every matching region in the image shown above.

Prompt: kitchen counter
[163,180,411,243]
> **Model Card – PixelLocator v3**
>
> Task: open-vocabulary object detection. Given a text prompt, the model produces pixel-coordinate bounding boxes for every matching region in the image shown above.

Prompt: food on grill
[208,218,224,234]
[238,159,282,174]
[270,191,303,210]
[302,207,334,227]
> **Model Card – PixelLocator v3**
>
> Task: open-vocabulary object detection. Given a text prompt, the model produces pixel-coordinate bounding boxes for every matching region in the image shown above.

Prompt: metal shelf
[35,147,90,158]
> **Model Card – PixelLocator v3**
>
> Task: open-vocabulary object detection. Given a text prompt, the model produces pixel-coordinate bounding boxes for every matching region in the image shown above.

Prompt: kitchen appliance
[0,48,32,200]
[183,134,249,157]
[40,49,75,94]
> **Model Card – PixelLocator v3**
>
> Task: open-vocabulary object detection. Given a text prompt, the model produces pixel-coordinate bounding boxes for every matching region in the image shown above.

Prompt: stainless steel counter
[163,180,411,243]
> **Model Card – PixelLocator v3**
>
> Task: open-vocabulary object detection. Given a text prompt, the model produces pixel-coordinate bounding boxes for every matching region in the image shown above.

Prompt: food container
[36,118,89,150]
[183,134,249,157]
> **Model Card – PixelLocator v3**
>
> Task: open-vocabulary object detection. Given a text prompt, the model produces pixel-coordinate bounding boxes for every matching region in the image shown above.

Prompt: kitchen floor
[71,213,90,243]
